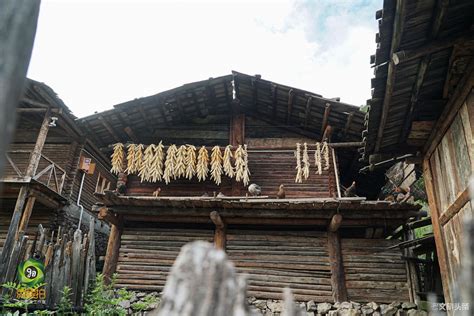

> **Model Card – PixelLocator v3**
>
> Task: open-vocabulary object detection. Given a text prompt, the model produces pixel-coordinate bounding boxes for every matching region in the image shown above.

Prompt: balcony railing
[3,150,66,195]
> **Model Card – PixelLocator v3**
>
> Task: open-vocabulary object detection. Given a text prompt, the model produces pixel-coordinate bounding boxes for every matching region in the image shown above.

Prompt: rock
[148,302,160,310]
[338,308,361,316]
[366,302,379,311]
[333,302,341,309]
[401,302,417,310]
[340,302,353,309]
[379,304,397,316]
[254,300,267,310]
[129,292,138,303]
[328,311,339,316]
[317,302,332,314]
[118,300,130,309]
[267,300,284,312]
[406,310,427,316]
[351,301,362,310]
[373,312,381,316]
[396,310,406,316]
[389,302,402,309]
[306,313,315,316]
[136,292,146,298]
[361,306,374,315]
[248,296,257,304]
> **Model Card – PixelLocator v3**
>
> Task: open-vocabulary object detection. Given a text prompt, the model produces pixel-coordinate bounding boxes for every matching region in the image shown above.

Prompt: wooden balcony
[2,150,66,195]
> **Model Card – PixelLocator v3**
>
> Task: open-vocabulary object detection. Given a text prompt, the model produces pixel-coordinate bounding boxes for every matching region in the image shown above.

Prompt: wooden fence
[0,219,96,308]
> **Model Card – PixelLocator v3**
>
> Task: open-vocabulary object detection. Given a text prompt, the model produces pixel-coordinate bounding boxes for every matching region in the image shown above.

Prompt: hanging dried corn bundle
[322,142,330,170]
[138,144,155,182]
[196,146,209,182]
[163,144,178,184]
[210,146,223,185]
[125,144,137,174]
[223,145,235,178]
[234,145,245,183]
[110,143,124,174]
[314,142,322,175]
[302,143,310,180]
[294,143,303,183]
[134,144,144,174]
[175,145,187,179]
[242,144,250,186]
[185,145,197,180]
[150,141,165,182]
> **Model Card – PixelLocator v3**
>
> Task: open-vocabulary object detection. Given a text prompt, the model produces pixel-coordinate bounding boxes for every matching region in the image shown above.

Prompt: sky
[27,0,381,118]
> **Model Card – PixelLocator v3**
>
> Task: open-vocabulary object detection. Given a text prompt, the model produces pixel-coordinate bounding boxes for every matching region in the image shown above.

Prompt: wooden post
[422,158,452,303]
[26,108,52,177]
[230,111,245,195]
[17,195,36,237]
[102,214,123,283]
[210,211,226,250]
[327,214,348,302]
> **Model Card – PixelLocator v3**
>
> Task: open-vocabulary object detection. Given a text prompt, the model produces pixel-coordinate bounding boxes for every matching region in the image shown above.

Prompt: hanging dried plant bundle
[223,145,235,178]
[196,146,209,182]
[139,144,155,182]
[134,144,144,175]
[322,142,330,170]
[185,145,197,180]
[210,146,223,185]
[294,143,303,183]
[110,143,124,174]
[150,141,165,182]
[302,143,310,180]
[163,144,178,184]
[242,144,250,186]
[314,142,322,175]
[175,145,187,179]
[234,145,245,183]
[125,144,137,174]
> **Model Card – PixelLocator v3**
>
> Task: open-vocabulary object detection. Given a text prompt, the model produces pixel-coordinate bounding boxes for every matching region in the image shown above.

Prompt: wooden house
[362,0,474,306]
[83,71,422,303]
[0,79,115,281]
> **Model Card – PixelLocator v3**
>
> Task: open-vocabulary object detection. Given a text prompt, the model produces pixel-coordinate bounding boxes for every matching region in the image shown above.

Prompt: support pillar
[100,207,123,283]
[327,214,348,302]
[210,211,226,251]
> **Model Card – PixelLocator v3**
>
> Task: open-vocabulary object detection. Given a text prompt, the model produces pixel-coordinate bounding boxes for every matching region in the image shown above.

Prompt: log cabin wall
[424,89,473,304]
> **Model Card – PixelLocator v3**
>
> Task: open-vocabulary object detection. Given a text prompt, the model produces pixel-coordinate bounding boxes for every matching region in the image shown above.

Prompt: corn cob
[138,144,155,182]
[302,143,310,180]
[163,144,178,184]
[150,141,165,182]
[196,146,209,182]
[175,145,187,179]
[110,143,124,174]
[223,145,235,178]
[314,142,322,175]
[124,144,136,174]
[234,145,245,182]
[322,142,330,170]
[210,146,223,185]
[185,145,197,180]
[294,143,303,183]
[242,144,250,186]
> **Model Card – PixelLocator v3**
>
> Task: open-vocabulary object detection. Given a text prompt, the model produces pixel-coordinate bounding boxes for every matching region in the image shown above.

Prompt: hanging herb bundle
[175,145,187,179]
[322,142,330,170]
[163,144,178,184]
[124,144,136,174]
[223,145,235,178]
[234,145,245,183]
[110,143,124,174]
[294,143,303,183]
[314,142,322,175]
[185,145,197,180]
[242,144,250,186]
[196,146,209,182]
[150,141,165,182]
[138,144,155,182]
[302,143,310,180]
[210,146,223,185]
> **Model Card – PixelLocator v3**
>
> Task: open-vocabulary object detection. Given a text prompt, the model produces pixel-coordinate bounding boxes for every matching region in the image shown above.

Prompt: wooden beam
[327,229,348,302]
[97,206,120,227]
[321,103,332,135]
[439,188,470,226]
[17,108,59,113]
[123,126,138,143]
[271,84,278,119]
[17,195,36,238]
[375,0,406,152]
[223,81,232,111]
[21,97,49,108]
[229,113,245,147]
[322,124,333,142]
[343,112,354,137]
[424,60,474,157]
[286,89,295,124]
[422,159,452,303]
[304,96,312,128]
[98,115,121,143]
[26,108,52,177]
[210,211,226,250]
[392,32,473,65]
[328,214,342,232]
[102,215,123,283]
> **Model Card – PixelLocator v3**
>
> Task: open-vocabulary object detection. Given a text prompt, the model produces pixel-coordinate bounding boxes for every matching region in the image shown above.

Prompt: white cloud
[27,0,380,117]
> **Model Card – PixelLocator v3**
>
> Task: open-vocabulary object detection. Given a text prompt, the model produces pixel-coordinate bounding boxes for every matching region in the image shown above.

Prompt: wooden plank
[327,230,347,302]
[103,216,123,283]
[17,195,36,237]
[328,214,342,232]
[439,188,471,226]
[374,0,406,152]
[210,211,226,250]
[423,158,452,303]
